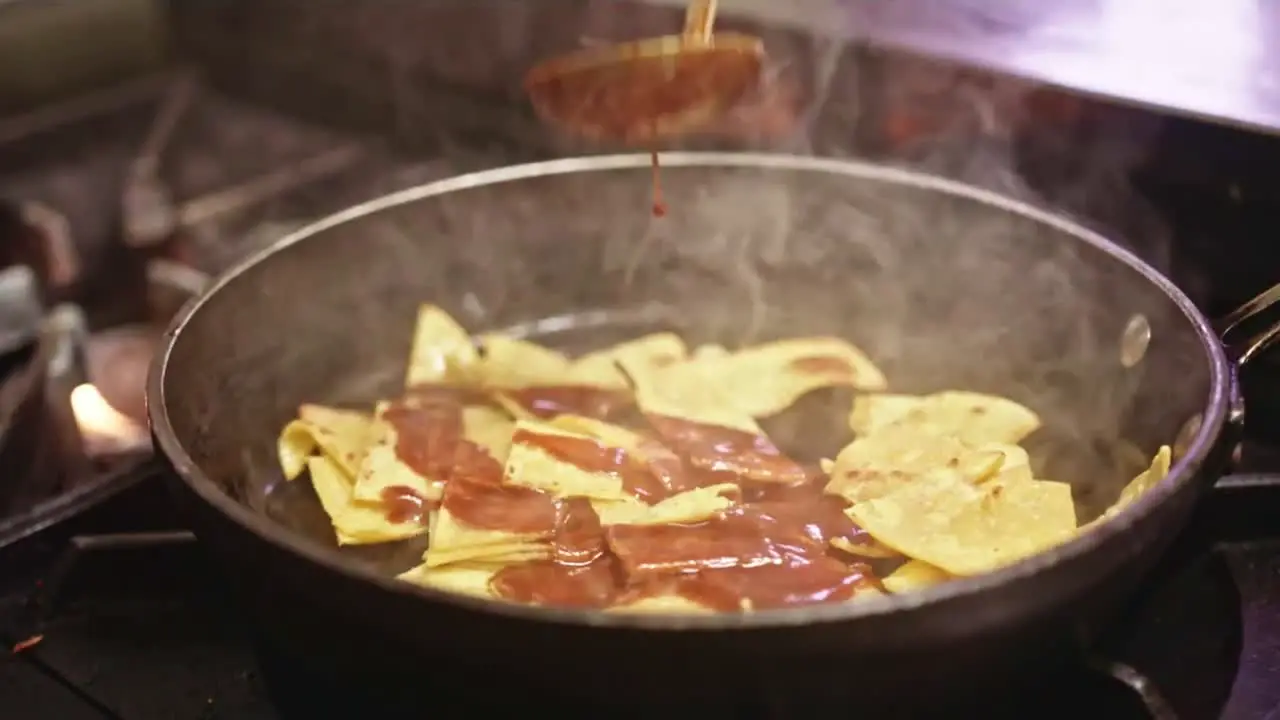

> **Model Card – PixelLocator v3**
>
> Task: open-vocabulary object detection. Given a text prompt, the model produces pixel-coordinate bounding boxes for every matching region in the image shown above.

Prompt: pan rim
[147,151,1230,631]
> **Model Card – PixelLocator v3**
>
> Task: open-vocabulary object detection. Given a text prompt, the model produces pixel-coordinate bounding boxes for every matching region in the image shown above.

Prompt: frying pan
[148,154,1278,717]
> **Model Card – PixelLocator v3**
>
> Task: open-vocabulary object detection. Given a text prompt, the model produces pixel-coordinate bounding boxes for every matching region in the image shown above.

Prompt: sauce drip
[502,385,632,421]
[650,150,666,217]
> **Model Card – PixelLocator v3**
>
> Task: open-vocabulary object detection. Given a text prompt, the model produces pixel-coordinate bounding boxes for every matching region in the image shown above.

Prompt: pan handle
[1215,282,1280,366]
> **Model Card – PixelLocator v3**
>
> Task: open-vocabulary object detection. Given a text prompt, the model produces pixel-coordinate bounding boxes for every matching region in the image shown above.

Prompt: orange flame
[70,383,148,455]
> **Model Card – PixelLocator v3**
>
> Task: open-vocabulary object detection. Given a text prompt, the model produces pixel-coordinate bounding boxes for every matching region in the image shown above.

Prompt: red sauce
[381,398,464,480]
[525,48,762,145]
[440,475,558,535]
[553,498,608,566]
[501,386,632,421]
[645,413,810,484]
[376,368,883,611]
[379,485,435,526]
[675,555,872,612]
[605,506,819,581]
[491,557,622,609]
[491,499,621,608]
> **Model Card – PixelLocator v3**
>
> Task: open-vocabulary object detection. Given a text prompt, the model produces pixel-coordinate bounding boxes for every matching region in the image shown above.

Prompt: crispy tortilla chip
[849,471,1077,576]
[698,337,888,417]
[474,335,573,388]
[607,594,717,614]
[1088,445,1173,529]
[463,405,515,462]
[502,421,634,502]
[882,560,952,594]
[849,391,1041,445]
[824,426,997,504]
[350,404,446,506]
[424,477,557,568]
[619,354,760,434]
[404,304,479,387]
[398,562,503,599]
[592,484,740,526]
[307,456,426,545]
[277,404,375,481]
[570,333,687,389]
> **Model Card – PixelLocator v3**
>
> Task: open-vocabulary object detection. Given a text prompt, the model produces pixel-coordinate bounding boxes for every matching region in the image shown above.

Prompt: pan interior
[158,156,1214,584]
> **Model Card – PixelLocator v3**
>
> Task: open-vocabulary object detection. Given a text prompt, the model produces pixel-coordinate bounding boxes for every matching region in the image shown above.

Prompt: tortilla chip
[398,561,503,599]
[692,344,730,361]
[698,337,888,417]
[350,405,446,506]
[570,333,687,389]
[824,425,991,504]
[404,304,479,387]
[619,354,760,434]
[849,470,1077,576]
[882,560,952,594]
[849,391,1041,445]
[607,594,716,614]
[307,456,426,545]
[277,404,375,481]
[501,421,634,502]
[1088,445,1173,529]
[424,477,557,568]
[474,334,573,389]
[463,405,515,462]
[592,484,741,526]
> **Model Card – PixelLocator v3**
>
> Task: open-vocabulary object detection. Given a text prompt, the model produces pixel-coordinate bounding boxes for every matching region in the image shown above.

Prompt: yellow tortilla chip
[619,354,760,434]
[824,425,1000,504]
[307,456,426,545]
[1088,445,1173,529]
[548,414,644,449]
[570,333,687,389]
[404,304,479,387]
[277,404,375,481]
[697,337,888,418]
[883,560,952,594]
[592,484,741,526]
[424,476,557,568]
[692,344,730,361]
[463,405,515,462]
[501,421,634,502]
[607,595,716,614]
[474,334,573,389]
[849,471,1078,576]
[398,561,503,599]
[849,391,1041,445]
[350,404,445,506]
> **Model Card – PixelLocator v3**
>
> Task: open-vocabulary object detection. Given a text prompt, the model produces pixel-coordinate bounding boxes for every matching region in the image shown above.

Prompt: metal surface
[841,0,1280,136]
[148,153,1257,714]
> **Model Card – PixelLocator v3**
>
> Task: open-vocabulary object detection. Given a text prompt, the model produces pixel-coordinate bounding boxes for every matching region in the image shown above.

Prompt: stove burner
[84,324,158,426]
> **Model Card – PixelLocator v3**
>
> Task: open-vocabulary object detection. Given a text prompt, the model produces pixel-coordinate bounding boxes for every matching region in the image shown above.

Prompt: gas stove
[0,55,1278,720]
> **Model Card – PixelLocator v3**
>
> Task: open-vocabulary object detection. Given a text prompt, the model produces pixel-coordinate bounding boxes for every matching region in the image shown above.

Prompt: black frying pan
[148,154,1278,717]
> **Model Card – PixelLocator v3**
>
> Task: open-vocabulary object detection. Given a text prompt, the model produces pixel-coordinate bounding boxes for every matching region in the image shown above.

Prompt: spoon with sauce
[524,0,764,217]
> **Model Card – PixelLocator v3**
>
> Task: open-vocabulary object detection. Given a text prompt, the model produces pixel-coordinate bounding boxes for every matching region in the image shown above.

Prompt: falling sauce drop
[650,150,666,217]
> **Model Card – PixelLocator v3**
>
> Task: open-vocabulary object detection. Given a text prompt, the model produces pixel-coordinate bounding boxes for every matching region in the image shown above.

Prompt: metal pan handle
[1216,282,1280,367]
[1207,281,1280,472]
